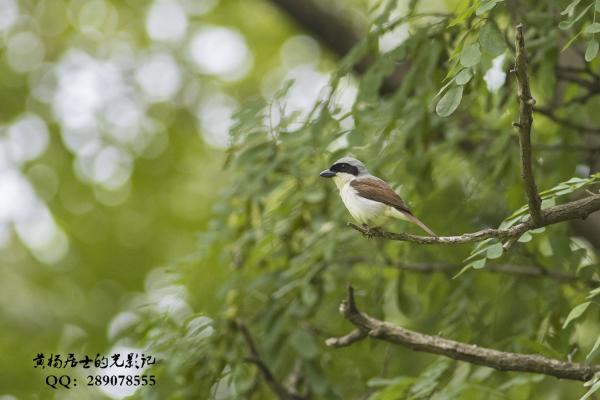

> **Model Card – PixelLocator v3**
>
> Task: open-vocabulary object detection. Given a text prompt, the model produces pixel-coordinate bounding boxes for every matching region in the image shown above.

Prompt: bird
[319,156,436,236]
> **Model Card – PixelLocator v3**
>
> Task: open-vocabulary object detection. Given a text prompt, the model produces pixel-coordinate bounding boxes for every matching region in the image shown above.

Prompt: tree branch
[533,143,600,154]
[556,70,598,89]
[324,328,367,347]
[534,107,600,135]
[267,0,361,60]
[388,261,598,287]
[267,0,410,94]
[349,193,600,244]
[235,319,305,400]
[326,285,600,382]
[514,24,543,225]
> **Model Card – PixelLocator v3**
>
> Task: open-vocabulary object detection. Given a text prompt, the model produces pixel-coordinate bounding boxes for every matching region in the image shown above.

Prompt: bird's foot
[362,224,382,239]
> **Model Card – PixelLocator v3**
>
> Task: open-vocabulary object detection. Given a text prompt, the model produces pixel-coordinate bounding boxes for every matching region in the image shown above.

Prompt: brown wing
[350,177,412,215]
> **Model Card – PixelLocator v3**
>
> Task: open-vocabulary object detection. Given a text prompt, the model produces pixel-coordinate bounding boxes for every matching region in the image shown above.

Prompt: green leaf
[499,215,524,229]
[585,39,599,61]
[455,69,472,85]
[434,78,455,98]
[367,377,414,400]
[471,258,486,269]
[486,243,503,259]
[541,197,556,208]
[586,23,600,33]
[347,129,364,146]
[518,232,532,242]
[588,287,600,299]
[580,380,600,400]
[436,86,463,117]
[498,375,544,391]
[448,2,477,27]
[566,177,589,184]
[304,362,329,394]
[596,0,600,12]
[476,0,501,16]
[409,359,451,398]
[464,239,494,262]
[562,30,584,51]
[367,377,407,387]
[460,43,482,67]
[560,4,594,30]
[301,284,318,307]
[479,22,506,56]
[563,301,592,329]
[587,336,600,360]
[289,330,318,359]
[561,0,583,15]
[454,258,486,279]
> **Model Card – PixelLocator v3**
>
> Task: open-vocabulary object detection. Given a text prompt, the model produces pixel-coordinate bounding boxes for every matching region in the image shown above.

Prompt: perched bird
[320,156,436,236]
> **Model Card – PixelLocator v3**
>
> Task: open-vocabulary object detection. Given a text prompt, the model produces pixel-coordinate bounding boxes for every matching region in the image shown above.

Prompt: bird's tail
[404,213,437,237]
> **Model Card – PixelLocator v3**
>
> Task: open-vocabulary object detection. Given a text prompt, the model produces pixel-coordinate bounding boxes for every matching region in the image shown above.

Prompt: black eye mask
[329,163,359,176]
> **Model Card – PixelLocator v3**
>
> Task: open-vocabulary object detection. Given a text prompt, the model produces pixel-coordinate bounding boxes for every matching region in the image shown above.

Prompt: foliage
[3,0,600,399]
[128,1,600,399]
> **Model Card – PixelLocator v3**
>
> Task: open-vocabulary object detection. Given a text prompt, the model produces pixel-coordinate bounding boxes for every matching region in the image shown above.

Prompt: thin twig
[235,319,305,400]
[556,66,600,81]
[389,262,598,287]
[534,107,600,135]
[343,255,598,286]
[324,328,367,347]
[556,70,597,88]
[514,24,543,225]
[533,143,600,153]
[326,285,600,381]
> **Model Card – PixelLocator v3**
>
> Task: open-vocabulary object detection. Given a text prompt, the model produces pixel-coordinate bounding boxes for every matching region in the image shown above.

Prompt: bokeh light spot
[6,31,46,73]
[280,35,320,67]
[146,0,188,43]
[188,26,252,81]
[135,53,182,102]
[7,113,49,164]
[198,94,237,148]
[0,0,19,32]
[92,146,133,189]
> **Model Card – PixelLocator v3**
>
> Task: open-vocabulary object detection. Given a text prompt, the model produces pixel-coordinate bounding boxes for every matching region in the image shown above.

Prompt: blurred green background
[0,0,342,396]
[2,0,600,399]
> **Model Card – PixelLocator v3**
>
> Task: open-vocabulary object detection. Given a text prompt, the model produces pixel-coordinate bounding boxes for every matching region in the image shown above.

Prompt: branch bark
[514,24,543,225]
[326,285,600,382]
[324,328,367,347]
[349,193,600,244]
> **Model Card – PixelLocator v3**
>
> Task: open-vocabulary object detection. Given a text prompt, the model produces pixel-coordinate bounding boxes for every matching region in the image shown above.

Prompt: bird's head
[320,157,368,189]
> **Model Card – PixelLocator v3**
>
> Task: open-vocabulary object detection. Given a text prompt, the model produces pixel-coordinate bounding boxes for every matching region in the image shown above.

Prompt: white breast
[340,182,387,226]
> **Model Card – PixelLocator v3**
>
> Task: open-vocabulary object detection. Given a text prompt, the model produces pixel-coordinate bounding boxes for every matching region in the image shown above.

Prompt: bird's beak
[320,169,336,178]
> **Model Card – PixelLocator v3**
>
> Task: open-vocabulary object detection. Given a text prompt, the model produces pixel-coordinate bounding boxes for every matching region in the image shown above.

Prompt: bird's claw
[362,225,382,239]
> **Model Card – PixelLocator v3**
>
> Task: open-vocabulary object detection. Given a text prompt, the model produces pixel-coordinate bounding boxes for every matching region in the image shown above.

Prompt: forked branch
[326,285,600,382]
